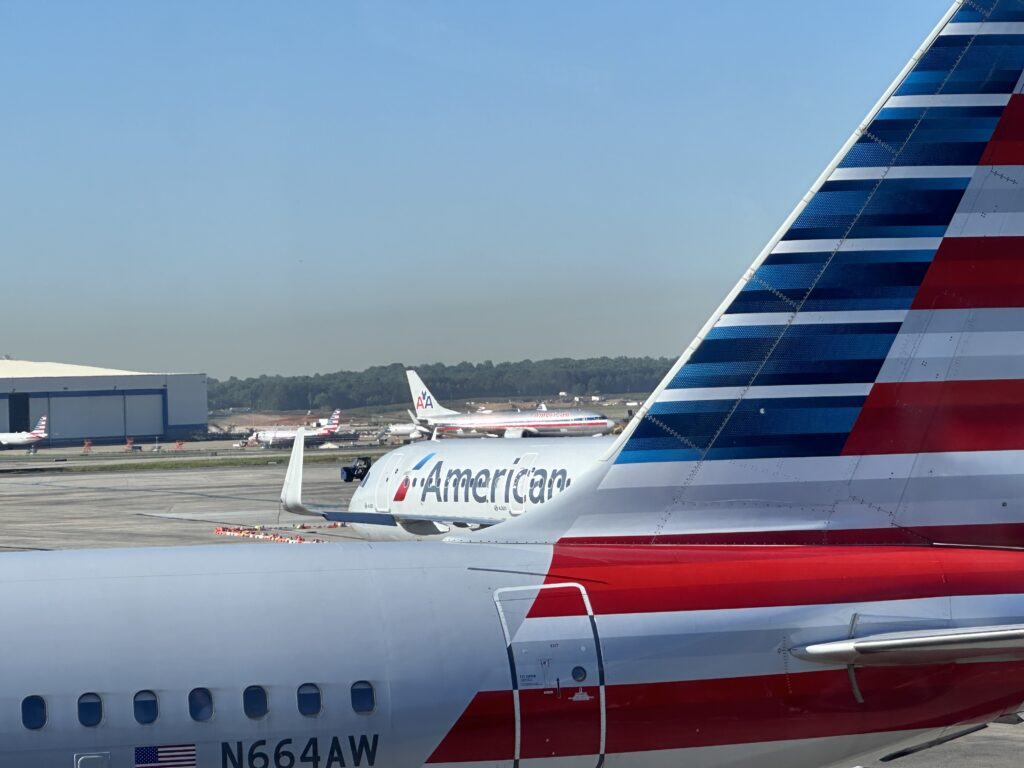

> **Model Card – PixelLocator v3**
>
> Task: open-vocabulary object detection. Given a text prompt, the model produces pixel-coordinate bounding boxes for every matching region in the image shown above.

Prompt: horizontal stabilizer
[320,510,399,526]
[321,510,502,527]
[793,624,1024,666]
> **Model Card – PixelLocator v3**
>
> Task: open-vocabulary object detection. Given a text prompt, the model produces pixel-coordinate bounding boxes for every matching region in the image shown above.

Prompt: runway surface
[0,463,363,549]
[859,723,1024,766]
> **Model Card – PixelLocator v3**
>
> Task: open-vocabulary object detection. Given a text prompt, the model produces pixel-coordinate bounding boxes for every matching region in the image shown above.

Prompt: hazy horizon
[1,1,951,379]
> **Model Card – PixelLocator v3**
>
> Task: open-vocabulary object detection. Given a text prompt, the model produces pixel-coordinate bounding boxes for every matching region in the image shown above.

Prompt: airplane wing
[279,430,316,517]
[793,624,1024,666]
[279,430,504,528]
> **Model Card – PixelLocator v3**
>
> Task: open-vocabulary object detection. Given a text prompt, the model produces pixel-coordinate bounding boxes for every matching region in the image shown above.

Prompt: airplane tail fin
[406,370,459,420]
[464,1,1024,549]
[319,409,342,435]
[31,415,47,437]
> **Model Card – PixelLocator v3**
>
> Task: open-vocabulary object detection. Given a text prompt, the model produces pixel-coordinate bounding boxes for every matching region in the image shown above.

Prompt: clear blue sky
[0,0,952,378]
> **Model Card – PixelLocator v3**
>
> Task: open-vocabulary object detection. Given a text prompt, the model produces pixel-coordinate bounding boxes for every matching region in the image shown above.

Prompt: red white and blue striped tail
[30,415,47,437]
[470,0,1024,548]
[319,409,342,434]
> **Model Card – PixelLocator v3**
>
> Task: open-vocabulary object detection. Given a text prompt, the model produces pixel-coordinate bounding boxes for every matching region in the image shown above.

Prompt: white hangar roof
[0,359,168,378]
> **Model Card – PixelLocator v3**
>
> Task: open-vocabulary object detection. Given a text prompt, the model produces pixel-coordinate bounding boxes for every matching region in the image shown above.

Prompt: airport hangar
[0,360,207,446]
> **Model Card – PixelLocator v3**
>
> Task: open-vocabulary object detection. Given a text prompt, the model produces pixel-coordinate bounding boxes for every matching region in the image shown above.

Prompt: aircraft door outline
[494,582,606,768]
[373,452,405,512]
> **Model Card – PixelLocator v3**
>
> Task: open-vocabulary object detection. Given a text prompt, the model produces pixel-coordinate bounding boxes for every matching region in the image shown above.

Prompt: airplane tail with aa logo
[406,370,459,421]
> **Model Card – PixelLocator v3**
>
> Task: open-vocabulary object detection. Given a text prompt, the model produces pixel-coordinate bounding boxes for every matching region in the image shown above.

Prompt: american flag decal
[135,744,197,767]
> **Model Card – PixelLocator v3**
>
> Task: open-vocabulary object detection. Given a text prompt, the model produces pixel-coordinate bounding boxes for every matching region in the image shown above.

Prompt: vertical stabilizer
[406,370,460,420]
[319,409,342,435]
[467,0,1024,548]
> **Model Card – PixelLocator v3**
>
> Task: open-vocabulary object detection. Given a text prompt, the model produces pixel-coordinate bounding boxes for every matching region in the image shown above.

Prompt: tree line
[208,356,674,412]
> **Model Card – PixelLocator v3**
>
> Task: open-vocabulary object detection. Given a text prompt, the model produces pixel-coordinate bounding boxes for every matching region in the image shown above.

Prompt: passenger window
[244,685,268,719]
[134,690,158,724]
[188,687,214,722]
[297,683,321,716]
[78,693,102,727]
[351,681,375,713]
[21,695,46,730]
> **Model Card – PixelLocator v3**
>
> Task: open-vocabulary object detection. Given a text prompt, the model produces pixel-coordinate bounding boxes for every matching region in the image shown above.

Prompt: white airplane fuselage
[0,431,44,447]
[344,437,612,538]
[426,409,614,438]
[5,541,1024,767]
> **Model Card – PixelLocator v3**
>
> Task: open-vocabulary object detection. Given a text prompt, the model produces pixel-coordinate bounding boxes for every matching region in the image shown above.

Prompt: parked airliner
[378,421,430,443]
[281,429,612,538]
[10,3,1024,767]
[407,370,614,437]
[0,414,47,448]
[250,409,343,447]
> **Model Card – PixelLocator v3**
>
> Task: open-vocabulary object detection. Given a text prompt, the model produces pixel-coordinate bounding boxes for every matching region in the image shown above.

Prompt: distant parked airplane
[407,370,614,438]
[281,427,611,538]
[0,415,47,448]
[379,421,430,443]
[251,409,343,447]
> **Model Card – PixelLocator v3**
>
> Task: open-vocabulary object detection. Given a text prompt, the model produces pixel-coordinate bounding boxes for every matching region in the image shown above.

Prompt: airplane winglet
[280,428,317,517]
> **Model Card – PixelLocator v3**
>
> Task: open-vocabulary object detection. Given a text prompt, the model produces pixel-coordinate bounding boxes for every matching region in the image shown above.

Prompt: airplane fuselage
[347,438,613,535]
[5,541,1024,767]
[426,409,613,438]
[0,431,44,447]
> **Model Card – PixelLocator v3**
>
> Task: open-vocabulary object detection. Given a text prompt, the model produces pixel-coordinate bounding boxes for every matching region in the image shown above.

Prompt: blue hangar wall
[0,372,207,446]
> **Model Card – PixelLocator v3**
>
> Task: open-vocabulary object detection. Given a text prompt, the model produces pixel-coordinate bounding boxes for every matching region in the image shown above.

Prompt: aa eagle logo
[416,390,434,410]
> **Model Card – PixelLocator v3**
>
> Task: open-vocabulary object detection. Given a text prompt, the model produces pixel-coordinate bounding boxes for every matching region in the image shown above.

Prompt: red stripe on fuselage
[521,686,602,758]
[427,545,1024,764]
[427,690,513,763]
[912,237,1024,309]
[842,379,1024,455]
[563,522,1024,548]
[427,662,1024,762]
[529,545,1024,617]
[603,661,1024,753]
[980,93,1024,165]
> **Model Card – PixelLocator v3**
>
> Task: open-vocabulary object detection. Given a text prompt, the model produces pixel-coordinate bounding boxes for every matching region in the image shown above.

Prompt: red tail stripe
[980,93,1024,165]
[842,379,1024,456]
[528,545,1024,617]
[912,236,1024,310]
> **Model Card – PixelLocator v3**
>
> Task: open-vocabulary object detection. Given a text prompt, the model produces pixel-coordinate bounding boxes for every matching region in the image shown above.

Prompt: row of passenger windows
[20,681,375,731]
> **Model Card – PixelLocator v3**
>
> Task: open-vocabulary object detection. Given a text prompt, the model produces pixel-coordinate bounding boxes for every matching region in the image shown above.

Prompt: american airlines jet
[281,429,612,537]
[0,414,47,448]
[13,3,1024,767]
[251,409,344,447]
[407,370,615,438]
